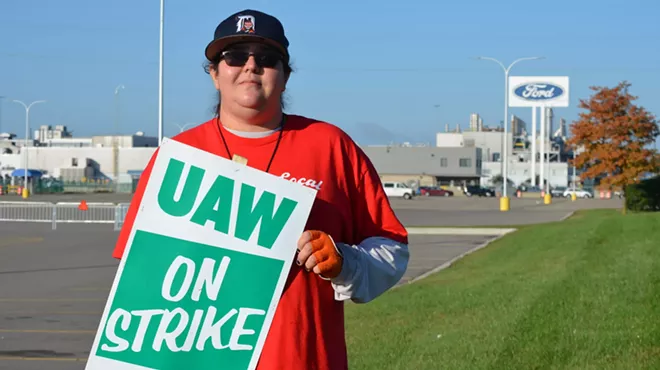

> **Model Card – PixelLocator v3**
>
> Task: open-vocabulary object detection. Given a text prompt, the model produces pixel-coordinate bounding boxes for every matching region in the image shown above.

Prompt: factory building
[361,145,482,188]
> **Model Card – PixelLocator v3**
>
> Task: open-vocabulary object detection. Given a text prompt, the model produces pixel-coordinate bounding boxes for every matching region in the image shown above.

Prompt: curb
[559,211,575,221]
[399,233,511,287]
[394,210,577,289]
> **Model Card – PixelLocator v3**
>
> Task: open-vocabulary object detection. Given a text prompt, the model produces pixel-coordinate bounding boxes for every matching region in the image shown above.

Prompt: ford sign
[513,83,564,101]
[508,76,569,107]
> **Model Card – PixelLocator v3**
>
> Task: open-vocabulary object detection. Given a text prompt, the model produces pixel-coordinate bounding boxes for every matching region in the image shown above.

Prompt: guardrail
[114,203,130,231]
[0,201,130,230]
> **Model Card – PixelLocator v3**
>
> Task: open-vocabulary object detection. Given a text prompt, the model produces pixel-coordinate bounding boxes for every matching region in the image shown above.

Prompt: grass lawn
[344,209,660,370]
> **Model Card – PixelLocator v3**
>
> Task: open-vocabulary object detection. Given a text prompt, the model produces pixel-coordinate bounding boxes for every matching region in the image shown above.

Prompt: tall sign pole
[158,0,165,144]
[508,76,570,205]
[540,106,546,195]
[531,107,537,187]
[544,106,551,198]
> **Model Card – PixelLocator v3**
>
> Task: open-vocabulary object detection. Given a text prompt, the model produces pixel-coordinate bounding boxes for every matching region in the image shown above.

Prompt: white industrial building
[0,146,156,182]
[0,125,158,189]
[0,112,576,195]
[469,113,484,132]
[437,131,513,163]
[436,109,570,189]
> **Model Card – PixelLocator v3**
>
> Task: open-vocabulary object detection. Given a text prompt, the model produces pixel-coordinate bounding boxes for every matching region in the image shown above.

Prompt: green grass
[345,209,660,370]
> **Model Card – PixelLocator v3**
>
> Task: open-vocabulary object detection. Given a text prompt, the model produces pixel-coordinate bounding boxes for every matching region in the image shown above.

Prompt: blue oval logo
[514,83,564,101]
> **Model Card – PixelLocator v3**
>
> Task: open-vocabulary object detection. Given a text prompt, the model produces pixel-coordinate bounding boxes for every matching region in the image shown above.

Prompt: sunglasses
[220,49,283,69]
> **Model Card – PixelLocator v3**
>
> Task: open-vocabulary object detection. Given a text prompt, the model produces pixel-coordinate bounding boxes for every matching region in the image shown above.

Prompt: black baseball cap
[204,9,289,62]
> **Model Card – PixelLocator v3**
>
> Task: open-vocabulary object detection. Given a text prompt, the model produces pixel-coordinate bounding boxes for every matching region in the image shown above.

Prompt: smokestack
[445,123,449,133]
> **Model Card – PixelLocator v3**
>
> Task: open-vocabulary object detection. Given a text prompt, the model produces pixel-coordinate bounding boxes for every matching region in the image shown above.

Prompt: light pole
[499,120,504,178]
[477,56,545,211]
[114,85,125,192]
[13,99,46,198]
[0,96,5,133]
[158,0,165,145]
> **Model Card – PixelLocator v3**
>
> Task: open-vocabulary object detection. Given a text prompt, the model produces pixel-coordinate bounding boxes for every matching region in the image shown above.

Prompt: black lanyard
[216,114,286,174]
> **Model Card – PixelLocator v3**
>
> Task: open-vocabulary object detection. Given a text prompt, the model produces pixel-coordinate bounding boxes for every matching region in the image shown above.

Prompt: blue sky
[1,0,658,146]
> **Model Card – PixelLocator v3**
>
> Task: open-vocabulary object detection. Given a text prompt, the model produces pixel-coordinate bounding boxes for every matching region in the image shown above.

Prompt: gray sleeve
[326,236,410,303]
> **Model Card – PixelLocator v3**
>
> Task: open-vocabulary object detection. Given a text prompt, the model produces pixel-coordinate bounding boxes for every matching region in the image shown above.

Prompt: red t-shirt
[112,114,408,370]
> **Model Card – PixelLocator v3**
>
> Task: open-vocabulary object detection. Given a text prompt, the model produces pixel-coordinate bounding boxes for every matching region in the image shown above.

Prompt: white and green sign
[86,139,317,370]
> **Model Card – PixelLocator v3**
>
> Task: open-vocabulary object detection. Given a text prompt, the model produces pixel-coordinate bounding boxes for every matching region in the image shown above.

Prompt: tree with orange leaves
[567,81,659,201]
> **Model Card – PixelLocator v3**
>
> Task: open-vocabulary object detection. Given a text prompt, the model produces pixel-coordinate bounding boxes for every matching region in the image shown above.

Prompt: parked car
[419,186,454,197]
[550,186,567,197]
[517,183,538,192]
[463,185,496,197]
[382,181,414,200]
[520,185,543,194]
[563,189,593,198]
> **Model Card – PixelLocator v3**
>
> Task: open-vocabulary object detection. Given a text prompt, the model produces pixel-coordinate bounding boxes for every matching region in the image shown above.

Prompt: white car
[563,189,593,198]
[382,181,414,200]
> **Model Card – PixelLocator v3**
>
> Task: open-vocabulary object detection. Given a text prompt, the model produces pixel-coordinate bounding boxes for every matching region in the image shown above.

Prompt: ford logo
[514,83,564,101]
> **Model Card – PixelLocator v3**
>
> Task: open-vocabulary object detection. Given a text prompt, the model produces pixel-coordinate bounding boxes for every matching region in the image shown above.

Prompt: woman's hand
[296,230,343,279]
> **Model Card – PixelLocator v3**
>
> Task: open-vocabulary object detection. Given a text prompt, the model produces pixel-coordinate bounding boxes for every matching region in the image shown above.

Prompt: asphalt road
[0,223,117,369]
[0,194,623,368]
[0,220,503,369]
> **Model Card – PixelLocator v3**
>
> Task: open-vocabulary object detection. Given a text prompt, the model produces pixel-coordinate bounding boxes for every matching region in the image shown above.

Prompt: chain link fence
[0,201,130,230]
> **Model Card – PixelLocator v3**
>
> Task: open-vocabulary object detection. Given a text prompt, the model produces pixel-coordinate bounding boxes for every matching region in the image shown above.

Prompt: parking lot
[389,195,623,226]
[0,194,622,368]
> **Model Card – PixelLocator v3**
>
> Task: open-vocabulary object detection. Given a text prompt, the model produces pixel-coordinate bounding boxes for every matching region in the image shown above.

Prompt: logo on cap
[236,15,255,33]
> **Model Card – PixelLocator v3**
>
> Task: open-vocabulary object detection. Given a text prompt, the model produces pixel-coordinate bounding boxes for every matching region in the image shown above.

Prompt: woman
[113,9,410,370]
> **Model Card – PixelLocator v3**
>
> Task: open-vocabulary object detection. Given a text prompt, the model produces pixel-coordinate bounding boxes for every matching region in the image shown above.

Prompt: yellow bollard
[571,193,577,202]
[500,196,510,212]
[21,187,29,199]
[543,193,552,205]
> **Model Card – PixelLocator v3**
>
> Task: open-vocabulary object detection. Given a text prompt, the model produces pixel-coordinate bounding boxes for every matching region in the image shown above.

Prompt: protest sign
[85,139,317,370]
